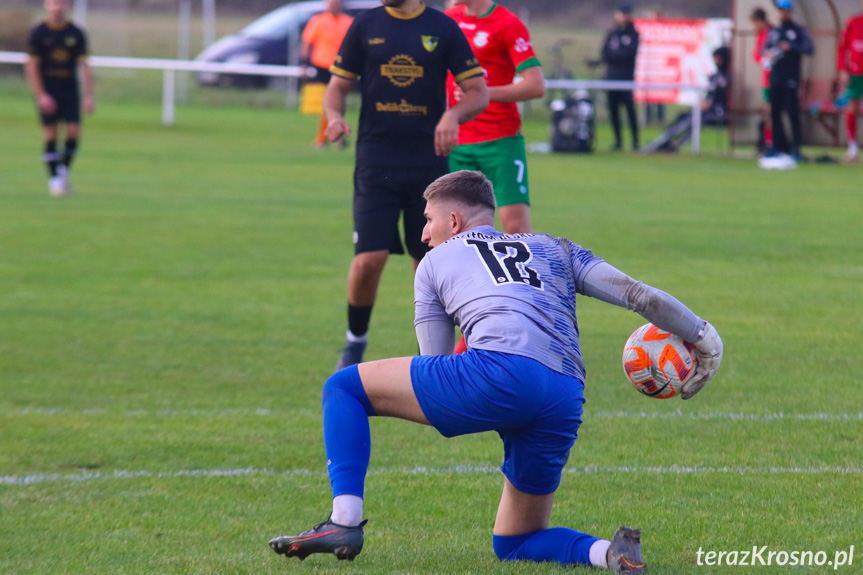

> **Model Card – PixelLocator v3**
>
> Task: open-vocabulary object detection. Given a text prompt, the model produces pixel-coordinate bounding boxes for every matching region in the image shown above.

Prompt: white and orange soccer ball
[622,323,698,399]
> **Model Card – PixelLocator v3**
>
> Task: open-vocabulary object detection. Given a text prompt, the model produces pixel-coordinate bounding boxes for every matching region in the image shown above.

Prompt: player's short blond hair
[423,170,496,211]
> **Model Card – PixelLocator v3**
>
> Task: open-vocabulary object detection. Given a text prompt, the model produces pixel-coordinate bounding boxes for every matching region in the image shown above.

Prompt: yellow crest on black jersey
[421,35,439,52]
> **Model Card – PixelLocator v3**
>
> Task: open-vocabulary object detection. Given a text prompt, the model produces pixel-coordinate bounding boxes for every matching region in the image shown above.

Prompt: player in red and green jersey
[838,1,863,162]
[750,7,774,153]
[445,0,545,235]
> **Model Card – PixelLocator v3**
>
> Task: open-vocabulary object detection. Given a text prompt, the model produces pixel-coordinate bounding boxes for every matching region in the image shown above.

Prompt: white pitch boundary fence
[0,51,307,126]
[0,52,706,154]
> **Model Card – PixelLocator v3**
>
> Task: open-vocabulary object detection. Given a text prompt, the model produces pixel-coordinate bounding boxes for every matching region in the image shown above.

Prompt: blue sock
[493,528,599,566]
[322,365,376,498]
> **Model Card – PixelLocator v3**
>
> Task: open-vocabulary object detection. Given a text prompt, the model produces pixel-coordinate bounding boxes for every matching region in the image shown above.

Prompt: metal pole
[178,0,191,103]
[73,0,87,26]
[691,91,702,156]
[163,69,175,126]
[202,0,216,49]
[287,19,300,108]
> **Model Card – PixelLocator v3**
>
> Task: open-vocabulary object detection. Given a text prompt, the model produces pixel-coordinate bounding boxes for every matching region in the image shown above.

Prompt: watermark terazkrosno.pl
[696,546,854,569]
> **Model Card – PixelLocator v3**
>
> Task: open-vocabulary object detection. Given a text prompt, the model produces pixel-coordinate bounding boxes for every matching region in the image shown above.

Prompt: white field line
[5,407,285,417]
[591,410,863,422]
[3,464,863,486]
[5,407,863,422]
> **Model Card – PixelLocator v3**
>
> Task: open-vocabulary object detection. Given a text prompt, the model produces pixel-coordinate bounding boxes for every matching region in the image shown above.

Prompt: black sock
[63,138,78,168]
[347,304,373,338]
[44,140,59,177]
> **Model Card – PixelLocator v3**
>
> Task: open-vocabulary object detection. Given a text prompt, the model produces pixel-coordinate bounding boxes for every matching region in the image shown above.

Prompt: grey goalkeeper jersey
[414,225,705,380]
[414,225,602,379]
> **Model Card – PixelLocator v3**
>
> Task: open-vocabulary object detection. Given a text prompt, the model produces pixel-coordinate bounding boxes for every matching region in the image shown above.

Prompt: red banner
[634,18,732,105]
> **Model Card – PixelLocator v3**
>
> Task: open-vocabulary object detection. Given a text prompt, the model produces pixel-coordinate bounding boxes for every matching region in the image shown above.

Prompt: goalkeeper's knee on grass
[492,528,599,566]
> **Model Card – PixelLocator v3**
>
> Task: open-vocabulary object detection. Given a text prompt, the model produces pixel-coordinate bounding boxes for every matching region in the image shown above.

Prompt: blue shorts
[410,350,585,495]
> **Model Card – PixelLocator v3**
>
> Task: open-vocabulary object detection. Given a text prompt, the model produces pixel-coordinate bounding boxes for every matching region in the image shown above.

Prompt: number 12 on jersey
[465,239,543,289]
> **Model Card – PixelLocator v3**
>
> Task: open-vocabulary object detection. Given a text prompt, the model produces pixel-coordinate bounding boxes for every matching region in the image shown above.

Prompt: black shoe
[335,339,367,372]
[269,518,367,561]
[610,143,623,152]
[607,526,646,574]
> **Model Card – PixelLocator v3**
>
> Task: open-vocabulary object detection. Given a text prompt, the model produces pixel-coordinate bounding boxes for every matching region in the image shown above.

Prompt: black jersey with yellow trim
[28,20,88,94]
[331,3,483,168]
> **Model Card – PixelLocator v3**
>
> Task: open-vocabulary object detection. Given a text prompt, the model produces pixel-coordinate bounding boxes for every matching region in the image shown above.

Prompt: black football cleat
[607,525,646,574]
[335,339,367,372]
[269,518,367,561]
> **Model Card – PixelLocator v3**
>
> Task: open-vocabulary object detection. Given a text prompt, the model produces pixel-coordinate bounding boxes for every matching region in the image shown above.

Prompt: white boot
[57,165,73,194]
[845,141,859,163]
[49,175,66,196]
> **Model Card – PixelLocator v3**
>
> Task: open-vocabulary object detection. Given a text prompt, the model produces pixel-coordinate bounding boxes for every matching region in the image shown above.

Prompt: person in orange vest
[301,0,353,148]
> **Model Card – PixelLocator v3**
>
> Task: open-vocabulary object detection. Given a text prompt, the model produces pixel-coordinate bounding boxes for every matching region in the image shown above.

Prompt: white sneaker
[56,165,74,195]
[845,143,859,163]
[777,154,797,170]
[49,175,66,196]
[758,154,797,170]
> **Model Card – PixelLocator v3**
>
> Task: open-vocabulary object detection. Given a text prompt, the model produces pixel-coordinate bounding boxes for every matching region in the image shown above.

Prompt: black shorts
[40,90,80,125]
[353,165,446,260]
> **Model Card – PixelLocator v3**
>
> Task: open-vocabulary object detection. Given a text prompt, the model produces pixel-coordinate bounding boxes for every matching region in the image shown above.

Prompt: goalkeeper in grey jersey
[269,170,723,573]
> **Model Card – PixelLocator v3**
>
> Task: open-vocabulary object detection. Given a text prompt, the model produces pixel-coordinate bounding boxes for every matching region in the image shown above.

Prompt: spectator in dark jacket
[762,0,813,160]
[600,5,640,151]
[702,47,731,125]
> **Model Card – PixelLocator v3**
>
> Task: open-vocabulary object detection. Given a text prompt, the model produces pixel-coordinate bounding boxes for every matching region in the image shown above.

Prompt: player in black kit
[323,0,488,371]
[25,0,94,196]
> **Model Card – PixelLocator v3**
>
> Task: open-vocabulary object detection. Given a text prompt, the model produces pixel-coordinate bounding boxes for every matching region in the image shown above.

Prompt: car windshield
[239,6,310,40]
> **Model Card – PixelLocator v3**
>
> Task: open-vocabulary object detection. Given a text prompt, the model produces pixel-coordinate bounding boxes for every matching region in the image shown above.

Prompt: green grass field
[1,80,861,575]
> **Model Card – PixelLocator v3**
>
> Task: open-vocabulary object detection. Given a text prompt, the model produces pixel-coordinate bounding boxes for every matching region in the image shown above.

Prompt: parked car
[195,0,379,88]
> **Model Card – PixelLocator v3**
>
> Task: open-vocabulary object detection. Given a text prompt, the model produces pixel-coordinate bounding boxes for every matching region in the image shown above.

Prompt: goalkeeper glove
[681,321,723,400]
